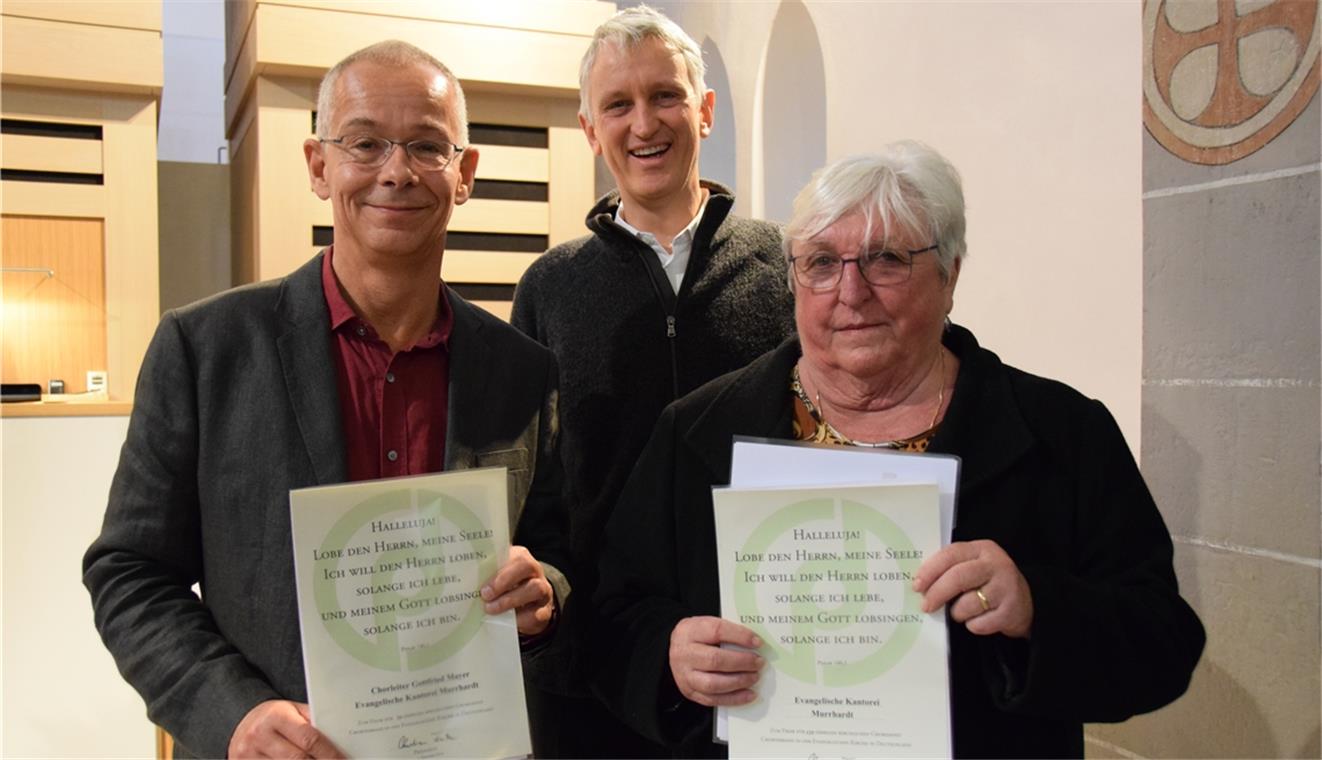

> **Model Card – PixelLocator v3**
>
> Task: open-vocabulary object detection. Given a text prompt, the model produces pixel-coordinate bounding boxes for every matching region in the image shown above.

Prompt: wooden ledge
[0,397,130,417]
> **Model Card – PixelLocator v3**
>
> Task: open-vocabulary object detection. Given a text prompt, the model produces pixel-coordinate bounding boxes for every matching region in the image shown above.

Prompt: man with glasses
[510,6,793,757]
[84,41,568,759]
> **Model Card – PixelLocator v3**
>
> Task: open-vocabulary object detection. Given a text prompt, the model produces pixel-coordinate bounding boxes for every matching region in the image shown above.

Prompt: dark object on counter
[2,383,42,402]
[49,379,65,395]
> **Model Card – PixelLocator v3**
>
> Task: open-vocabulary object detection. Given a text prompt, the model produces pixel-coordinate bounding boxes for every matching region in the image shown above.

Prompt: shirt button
[385,372,396,383]
[386,450,399,462]
[355,326,366,337]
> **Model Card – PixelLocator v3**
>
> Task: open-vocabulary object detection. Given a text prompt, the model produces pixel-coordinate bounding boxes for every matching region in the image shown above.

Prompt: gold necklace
[806,350,946,447]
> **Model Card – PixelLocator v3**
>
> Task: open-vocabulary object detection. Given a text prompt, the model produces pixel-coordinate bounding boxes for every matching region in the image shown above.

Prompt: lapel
[443,289,490,470]
[275,252,347,485]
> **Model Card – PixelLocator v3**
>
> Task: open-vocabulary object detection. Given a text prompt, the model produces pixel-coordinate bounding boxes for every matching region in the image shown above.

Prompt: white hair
[578,4,707,124]
[315,40,469,146]
[784,142,968,283]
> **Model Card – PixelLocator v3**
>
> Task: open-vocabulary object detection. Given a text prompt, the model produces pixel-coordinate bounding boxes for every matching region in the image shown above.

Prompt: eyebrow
[338,117,379,131]
[597,78,688,104]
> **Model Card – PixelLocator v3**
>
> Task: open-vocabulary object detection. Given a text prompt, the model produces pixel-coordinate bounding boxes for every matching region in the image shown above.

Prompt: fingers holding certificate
[913,539,1034,639]
[228,700,344,760]
[481,545,556,636]
[669,616,766,707]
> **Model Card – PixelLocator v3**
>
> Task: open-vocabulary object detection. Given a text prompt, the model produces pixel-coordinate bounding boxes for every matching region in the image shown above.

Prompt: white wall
[1,416,153,757]
[159,0,226,163]
[656,0,1143,450]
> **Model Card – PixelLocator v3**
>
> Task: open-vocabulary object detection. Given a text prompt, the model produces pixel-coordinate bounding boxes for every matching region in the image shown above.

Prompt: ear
[579,112,603,156]
[943,256,961,313]
[304,138,331,200]
[698,89,715,139]
[453,145,480,205]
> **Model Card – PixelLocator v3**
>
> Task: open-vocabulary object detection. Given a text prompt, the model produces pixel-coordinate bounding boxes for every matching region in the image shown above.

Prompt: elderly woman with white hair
[590,142,1204,758]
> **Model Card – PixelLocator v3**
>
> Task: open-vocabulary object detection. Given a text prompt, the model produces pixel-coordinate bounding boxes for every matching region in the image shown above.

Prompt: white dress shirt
[615,192,710,294]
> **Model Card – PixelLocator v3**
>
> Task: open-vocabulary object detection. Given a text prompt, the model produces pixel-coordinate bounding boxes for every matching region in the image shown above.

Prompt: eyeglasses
[789,245,939,290]
[320,134,465,170]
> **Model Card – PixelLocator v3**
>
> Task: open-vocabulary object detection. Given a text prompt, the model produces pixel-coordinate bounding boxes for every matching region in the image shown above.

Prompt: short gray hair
[784,142,968,283]
[315,40,469,147]
[578,4,707,123]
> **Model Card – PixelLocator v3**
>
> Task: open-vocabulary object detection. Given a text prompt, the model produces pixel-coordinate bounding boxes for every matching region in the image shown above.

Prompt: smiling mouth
[629,143,670,159]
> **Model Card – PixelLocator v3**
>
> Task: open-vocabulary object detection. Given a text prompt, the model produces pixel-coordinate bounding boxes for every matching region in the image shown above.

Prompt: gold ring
[975,588,991,612]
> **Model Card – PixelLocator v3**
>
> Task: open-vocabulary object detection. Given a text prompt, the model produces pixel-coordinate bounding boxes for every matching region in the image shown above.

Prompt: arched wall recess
[700,36,738,191]
[759,0,827,224]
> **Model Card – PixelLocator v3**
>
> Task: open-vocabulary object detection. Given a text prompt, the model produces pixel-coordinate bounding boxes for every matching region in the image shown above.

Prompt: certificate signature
[397,731,457,751]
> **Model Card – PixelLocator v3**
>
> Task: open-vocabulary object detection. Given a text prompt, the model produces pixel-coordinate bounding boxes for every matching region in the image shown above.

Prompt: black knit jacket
[511,183,795,649]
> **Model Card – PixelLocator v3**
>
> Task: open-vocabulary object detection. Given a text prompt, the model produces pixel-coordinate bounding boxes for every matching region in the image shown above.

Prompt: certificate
[730,436,960,544]
[289,468,530,759]
[712,482,951,758]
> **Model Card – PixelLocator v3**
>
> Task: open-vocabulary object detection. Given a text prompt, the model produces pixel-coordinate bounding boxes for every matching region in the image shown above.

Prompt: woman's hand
[913,539,1033,639]
[668,616,766,706]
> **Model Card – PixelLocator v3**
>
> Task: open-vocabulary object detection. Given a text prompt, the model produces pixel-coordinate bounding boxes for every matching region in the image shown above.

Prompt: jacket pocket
[475,448,530,523]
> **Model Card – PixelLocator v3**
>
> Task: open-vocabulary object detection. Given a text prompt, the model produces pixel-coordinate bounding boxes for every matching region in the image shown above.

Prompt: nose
[837,258,875,307]
[376,143,417,187]
[630,102,659,138]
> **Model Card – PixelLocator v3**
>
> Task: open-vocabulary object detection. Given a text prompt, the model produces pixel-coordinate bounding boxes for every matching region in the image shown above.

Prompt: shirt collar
[320,246,453,349]
[614,190,710,250]
[321,246,358,331]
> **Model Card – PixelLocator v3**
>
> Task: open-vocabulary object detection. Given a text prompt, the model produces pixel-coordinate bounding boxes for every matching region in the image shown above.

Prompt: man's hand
[228,700,343,759]
[668,616,765,707]
[913,539,1034,639]
[481,545,555,636]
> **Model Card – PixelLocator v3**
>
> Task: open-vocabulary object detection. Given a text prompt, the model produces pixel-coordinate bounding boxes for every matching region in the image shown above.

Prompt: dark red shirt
[321,249,452,482]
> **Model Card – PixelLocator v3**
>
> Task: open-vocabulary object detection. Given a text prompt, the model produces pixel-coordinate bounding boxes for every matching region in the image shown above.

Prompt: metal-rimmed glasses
[319,134,465,171]
[789,245,939,290]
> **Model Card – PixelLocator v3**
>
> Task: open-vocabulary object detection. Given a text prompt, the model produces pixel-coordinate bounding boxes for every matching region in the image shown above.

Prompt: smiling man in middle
[511,4,794,758]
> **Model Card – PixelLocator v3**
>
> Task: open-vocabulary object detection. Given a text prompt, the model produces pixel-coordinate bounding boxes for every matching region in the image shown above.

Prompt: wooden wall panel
[441,250,540,284]
[1,1,160,31]
[0,133,102,174]
[470,301,512,321]
[100,99,160,400]
[230,123,259,287]
[0,16,162,96]
[1,215,106,392]
[450,199,548,235]
[474,145,549,182]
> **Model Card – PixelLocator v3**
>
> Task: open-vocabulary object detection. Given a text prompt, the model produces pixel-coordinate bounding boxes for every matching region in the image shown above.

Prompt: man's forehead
[330,62,457,133]
[337,60,452,97]
[592,37,688,80]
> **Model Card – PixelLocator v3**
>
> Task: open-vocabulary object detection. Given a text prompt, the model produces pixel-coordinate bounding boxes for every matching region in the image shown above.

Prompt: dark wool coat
[511,183,795,633]
[593,326,1205,759]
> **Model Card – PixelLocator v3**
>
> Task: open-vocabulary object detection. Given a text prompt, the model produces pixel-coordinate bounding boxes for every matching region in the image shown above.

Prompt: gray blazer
[83,253,570,758]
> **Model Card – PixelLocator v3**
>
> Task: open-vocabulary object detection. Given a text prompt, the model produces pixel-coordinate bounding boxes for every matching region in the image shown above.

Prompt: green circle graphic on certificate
[734,497,924,686]
[313,489,496,671]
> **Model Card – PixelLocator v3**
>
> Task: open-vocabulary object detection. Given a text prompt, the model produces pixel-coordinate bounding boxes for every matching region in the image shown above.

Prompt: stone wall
[1090,3,1321,756]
